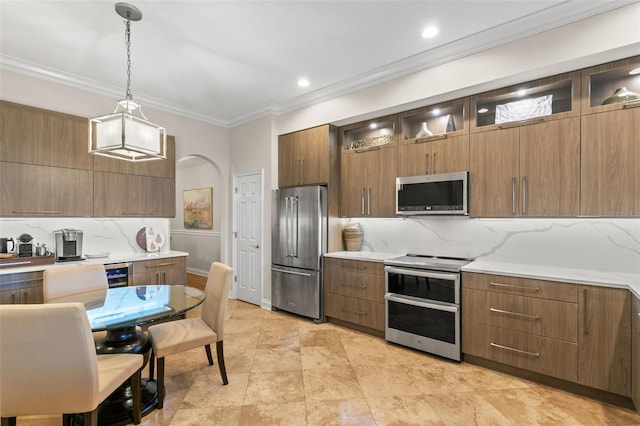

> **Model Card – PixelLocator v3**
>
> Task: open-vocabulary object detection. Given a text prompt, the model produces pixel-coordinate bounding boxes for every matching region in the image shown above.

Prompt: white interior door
[234,170,263,306]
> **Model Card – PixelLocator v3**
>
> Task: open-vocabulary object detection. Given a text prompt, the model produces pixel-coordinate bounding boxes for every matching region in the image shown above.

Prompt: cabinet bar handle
[367,187,371,215]
[511,177,516,215]
[0,277,43,285]
[144,262,176,268]
[489,282,540,292]
[433,152,437,174]
[341,308,367,316]
[0,261,33,267]
[301,158,305,184]
[341,265,368,271]
[497,117,545,129]
[583,288,588,335]
[490,307,540,320]
[355,146,380,153]
[122,212,155,216]
[415,133,447,143]
[12,210,60,214]
[490,342,540,357]
[623,99,640,109]
[425,153,429,174]
[340,282,368,289]
[522,176,527,215]
[361,188,365,215]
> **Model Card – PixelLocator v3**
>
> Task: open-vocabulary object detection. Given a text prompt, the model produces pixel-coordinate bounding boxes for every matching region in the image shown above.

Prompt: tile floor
[19,299,640,425]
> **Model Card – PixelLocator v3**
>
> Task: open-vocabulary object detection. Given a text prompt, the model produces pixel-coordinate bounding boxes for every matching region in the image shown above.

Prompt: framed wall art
[183,187,213,229]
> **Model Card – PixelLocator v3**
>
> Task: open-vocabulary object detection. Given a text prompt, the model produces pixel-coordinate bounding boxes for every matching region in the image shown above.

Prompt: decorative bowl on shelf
[601,86,640,105]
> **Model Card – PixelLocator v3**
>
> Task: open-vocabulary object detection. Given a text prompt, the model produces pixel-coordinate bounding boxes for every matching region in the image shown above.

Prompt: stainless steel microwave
[396,171,468,215]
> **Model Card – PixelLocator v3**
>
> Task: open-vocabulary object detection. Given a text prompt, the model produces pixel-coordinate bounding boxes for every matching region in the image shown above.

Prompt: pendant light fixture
[89,2,166,162]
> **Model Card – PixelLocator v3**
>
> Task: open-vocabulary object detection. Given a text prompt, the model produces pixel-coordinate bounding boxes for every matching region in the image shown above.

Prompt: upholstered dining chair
[43,263,109,302]
[147,262,233,408]
[0,303,143,426]
[43,264,111,343]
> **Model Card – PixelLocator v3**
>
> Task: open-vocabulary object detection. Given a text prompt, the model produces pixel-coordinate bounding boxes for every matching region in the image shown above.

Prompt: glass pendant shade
[89,3,166,162]
[89,101,166,162]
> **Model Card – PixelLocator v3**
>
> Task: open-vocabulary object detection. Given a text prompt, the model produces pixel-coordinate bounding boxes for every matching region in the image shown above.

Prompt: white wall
[229,115,274,307]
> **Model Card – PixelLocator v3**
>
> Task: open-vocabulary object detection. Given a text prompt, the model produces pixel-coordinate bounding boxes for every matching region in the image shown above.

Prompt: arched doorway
[170,155,225,278]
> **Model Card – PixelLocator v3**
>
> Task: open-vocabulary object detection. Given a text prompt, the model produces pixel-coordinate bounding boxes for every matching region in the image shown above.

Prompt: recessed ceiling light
[297,78,310,87]
[517,89,527,97]
[369,123,378,130]
[478,108,489,114]
[629,67,640,75]
[422,26,439,39]
[432,108,441,116]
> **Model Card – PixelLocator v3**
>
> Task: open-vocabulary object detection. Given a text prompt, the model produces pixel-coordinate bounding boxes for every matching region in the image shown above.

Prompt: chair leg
[216,340,229,385]
[205,343,214,365]
[149,350,155,380]
[131,367,142,424]
[62,414,73,426]
[82,409,98,426]
[157,357,165,409]
[1,417,17,426]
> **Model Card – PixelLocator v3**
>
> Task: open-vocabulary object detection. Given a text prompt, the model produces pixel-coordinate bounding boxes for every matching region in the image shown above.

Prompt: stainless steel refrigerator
[271,185,327,322]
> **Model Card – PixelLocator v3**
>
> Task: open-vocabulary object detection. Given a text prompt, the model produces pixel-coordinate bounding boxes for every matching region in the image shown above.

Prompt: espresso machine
[53,229,84,262]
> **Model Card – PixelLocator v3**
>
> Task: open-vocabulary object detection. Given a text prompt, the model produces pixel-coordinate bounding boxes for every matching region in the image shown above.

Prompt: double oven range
[384,254,472,361]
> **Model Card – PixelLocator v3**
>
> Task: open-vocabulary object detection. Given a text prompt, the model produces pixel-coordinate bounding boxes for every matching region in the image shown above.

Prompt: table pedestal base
[72,326,156,426]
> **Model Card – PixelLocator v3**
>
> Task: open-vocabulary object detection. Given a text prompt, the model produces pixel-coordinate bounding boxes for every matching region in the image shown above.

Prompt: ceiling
[0,1,635,127]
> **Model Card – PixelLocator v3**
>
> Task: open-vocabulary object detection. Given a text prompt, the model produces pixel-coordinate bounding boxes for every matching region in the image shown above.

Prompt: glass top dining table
[53,284,206,331]
[51,285,205,426]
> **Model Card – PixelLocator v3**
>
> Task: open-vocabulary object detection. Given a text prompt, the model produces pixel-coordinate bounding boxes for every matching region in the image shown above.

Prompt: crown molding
[271,0,639,117]
[2,0,636,128]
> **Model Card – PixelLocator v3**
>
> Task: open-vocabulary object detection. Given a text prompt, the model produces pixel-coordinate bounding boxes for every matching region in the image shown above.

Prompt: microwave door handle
[384,294,458,313]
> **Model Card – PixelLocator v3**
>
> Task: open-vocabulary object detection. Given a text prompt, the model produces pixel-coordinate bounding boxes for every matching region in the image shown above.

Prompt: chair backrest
[0,303,99,417]
[200,262,233,341]
[43,264,108,302]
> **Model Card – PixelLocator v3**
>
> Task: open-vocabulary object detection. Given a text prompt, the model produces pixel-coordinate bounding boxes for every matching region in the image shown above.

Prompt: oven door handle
[384,266,459,281]
[384,293,458,313]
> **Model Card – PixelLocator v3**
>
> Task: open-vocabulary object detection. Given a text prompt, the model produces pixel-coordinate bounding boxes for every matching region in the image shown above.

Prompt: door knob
[251,244,261,249]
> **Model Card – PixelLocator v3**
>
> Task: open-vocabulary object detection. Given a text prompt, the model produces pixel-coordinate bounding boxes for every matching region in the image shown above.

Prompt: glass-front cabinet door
[582,56,640,114]
[470,71,580,133]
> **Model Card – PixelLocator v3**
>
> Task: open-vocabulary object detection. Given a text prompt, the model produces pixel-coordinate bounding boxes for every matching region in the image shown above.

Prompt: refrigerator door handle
[271,267,313,277]
[292,196,299,257]
[284,196,289,257]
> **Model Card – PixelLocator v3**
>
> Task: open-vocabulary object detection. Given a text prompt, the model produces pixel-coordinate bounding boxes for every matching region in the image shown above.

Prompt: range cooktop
[384,253,473,272]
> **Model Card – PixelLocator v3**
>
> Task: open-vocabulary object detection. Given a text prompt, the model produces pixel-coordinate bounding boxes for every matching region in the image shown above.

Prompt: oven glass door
[385,294,458,344]
[385,266,459,304]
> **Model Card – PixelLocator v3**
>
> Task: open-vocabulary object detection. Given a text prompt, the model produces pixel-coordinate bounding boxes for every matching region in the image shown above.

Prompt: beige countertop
[0,250,188,275]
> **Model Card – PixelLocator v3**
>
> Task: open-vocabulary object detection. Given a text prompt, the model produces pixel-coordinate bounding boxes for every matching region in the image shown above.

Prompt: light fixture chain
[125,18,132,101]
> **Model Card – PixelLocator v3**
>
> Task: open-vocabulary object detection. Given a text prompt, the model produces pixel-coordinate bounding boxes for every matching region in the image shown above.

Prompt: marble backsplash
[350,217,640,275]
[0,218,170,255]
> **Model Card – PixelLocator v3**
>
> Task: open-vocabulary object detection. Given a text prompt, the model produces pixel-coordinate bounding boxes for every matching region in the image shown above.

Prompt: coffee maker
[53,229,84,262]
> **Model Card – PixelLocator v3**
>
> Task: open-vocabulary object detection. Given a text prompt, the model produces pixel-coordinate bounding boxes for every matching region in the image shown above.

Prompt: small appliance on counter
[53,228,85,262]
[17,234,34,257]
[0,237,15,254]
